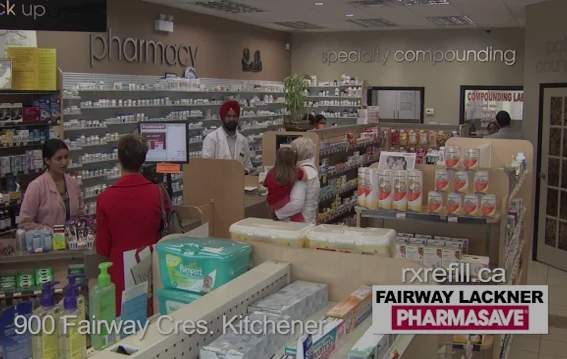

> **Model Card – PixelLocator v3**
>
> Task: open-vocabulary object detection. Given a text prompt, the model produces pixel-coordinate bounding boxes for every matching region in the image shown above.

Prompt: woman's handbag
[158,184,185,237]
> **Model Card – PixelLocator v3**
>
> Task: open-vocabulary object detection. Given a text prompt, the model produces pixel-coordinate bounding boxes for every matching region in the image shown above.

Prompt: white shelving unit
[62,73,285,212]
[304,79,365,127]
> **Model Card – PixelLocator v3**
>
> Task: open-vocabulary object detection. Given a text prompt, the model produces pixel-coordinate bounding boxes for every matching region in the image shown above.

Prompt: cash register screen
[139,122,188,163]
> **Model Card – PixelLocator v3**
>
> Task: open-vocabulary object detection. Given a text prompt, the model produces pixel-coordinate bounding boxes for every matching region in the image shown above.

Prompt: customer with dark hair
[96,134,168,314]
[313,114,327,129]
[486,110,523,139]
[20,139,83,230]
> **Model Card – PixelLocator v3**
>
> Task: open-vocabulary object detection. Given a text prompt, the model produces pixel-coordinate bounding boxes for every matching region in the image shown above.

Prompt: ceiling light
[273,21,325,30]
[427,16,474,26]
[314,1,325,6]
[347,18,398,28]
[345,13,355,17]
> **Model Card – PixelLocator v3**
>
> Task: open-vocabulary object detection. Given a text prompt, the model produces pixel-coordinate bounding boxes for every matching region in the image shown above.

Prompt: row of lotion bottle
[89,262,116,350]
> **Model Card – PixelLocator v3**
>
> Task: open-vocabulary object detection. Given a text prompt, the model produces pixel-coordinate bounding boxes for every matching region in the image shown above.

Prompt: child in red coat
[264,147,305,222]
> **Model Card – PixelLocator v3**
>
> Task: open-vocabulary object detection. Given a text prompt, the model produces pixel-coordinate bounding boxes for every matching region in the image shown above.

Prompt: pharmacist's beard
[223,120,238,134]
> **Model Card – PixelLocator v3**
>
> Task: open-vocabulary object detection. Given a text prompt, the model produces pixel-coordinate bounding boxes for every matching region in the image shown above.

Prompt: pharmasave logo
[372,286,548,334]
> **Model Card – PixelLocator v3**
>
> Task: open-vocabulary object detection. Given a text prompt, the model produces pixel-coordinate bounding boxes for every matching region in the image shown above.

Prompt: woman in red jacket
[96,134,166,315]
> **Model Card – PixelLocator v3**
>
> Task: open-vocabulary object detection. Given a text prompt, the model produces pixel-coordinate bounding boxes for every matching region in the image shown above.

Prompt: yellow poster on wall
[6,47,57,91]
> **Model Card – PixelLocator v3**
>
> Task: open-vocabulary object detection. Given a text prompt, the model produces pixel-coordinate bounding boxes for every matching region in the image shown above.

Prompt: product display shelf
[0,72,65,238]
[262,124,379,224]
[358,207,501,225]
[304,79,365,124]
[94,239,435,359]
[447,138,535,359]
[0,248,91,264]
[63,73,286,201]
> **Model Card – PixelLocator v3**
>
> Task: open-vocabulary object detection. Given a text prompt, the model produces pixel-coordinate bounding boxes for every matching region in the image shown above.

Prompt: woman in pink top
[19,139,84,230]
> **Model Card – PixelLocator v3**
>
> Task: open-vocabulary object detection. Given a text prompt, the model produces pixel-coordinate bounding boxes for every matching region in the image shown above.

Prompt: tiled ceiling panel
[142,0,547,32]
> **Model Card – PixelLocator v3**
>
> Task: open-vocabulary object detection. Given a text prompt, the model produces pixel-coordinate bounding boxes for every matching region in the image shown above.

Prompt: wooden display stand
[182,158,245,238]
[357,137,534,359]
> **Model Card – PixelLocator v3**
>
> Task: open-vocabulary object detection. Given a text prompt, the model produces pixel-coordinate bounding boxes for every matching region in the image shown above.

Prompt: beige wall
[291,28,525,124]
[37,0,290,81]
[523,0,567,147]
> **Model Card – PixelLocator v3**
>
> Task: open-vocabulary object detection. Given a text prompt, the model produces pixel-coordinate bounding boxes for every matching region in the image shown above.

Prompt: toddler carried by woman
[264,147,305,222]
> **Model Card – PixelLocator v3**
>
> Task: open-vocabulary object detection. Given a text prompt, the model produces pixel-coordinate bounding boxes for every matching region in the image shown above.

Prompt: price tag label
[396,212,406,220]
[448,216,458,223]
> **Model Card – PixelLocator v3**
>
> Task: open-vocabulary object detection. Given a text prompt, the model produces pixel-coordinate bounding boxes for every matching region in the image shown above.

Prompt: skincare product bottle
[32,282,59,359]
[59,284,86,359]
[89,262,116,350]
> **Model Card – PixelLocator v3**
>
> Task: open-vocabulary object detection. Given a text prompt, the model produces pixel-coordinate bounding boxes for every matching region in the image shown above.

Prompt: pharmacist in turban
[202,100,253,173]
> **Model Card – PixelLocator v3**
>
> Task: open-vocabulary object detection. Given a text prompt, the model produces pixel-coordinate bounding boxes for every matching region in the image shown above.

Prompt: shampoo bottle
[59,284,86,359]
[89,262,116,350]
[32,282,59,359]
[66,276,85,322]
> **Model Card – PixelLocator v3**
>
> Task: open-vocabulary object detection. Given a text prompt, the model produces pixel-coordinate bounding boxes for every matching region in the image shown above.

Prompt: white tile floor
[511,261,567,359]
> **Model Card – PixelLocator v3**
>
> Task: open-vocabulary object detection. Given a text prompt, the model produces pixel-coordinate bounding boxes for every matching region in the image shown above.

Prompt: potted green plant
[283,74,310,131]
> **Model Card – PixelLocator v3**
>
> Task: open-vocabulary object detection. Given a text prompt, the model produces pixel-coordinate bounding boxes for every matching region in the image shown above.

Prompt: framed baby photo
[378,151,416,171]
[0,59,13,90]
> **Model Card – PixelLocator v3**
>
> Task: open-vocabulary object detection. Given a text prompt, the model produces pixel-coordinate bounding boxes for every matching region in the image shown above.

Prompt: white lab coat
[202,127,253,172]
[275,159,320,224]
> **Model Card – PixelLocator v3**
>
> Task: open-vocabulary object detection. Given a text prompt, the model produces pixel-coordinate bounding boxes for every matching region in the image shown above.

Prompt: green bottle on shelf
[89,262,116,350]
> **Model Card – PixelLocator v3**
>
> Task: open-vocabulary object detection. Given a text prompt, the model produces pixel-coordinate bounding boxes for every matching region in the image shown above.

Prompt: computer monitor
[139,122,188,163]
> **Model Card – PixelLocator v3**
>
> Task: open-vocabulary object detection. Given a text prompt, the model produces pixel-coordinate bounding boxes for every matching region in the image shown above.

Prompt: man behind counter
[202,100,253,174]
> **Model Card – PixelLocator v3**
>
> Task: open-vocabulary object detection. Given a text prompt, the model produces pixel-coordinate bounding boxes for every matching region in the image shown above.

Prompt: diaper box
[157,236,252,294]
[157,288,202,315]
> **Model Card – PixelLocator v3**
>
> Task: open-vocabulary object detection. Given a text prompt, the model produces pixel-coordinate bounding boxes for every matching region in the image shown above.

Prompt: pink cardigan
[19,172,84,230]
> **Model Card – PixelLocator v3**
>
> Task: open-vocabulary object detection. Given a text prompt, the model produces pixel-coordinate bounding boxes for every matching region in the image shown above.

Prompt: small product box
[454,171,469,193]
[435,169,450,192]
[34,267,53,286]
[16,272,35,291]
[405,245,424,263]
[463,194,480,216]
[461,255,490,277]
[480,194,497,217]
[0,275,16,291]
[447,193,462,215]
[326,286,372,333]
[474,171,489,193]
[249,280,328,320]
[423,246,443,268]
[284,318,345,359]
[395,238,408,259]
[428,191,444,213]
[348,326,389,359]
[442,247,463,267]
[201,311,291,359]
[52,225,66,250]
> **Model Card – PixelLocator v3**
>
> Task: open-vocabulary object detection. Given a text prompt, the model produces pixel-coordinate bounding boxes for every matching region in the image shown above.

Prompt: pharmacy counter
[244,192,271,219]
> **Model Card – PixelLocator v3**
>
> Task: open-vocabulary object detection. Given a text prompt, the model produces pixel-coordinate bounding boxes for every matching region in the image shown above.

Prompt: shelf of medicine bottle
[308,84,363,89]
[77,89,284,95]
[0,120,60,129]
[0,90,60,95]
[357,207,500,225]
[0,248,92,265]
[80,103,284,111]
[69,141,119,152]
[305,105,361,109]
[0,142,44,151]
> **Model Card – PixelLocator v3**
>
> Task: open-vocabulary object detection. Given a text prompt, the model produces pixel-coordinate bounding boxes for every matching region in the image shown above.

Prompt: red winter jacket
[96,174,166,315]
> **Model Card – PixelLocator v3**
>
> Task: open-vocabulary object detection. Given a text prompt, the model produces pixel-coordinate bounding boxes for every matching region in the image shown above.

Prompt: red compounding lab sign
[372,286,548,334]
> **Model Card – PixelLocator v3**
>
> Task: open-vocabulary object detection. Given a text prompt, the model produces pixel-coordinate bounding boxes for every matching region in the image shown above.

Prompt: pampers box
[229,217,314,248]
[157,288,202,315]
[157,237,252,294]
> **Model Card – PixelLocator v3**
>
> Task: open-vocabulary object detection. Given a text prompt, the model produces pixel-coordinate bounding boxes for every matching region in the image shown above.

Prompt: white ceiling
[143,0,547,32]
